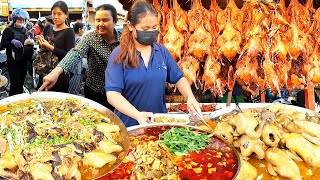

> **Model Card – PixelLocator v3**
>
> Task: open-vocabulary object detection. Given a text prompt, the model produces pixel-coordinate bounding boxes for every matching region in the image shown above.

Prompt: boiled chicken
[227,110,261,139]
[0,154,18,179]
[261,124,281,147]
[282,133,320,168]
[235,158,258,180]
[84,150,117,168]
[213,121,234,144]
[292,120,320,139]
[265,148,301,180]
[233,134,267,159]
[30,162,54,180]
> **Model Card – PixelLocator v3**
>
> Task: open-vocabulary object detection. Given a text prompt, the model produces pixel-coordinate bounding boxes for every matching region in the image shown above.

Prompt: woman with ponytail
[105,0,201,127]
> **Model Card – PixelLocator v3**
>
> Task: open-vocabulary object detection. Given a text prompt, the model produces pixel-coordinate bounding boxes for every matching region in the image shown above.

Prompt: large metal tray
[0,91,130,180]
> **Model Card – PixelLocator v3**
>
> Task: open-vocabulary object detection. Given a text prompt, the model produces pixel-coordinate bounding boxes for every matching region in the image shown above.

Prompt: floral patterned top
[58,30,121,94]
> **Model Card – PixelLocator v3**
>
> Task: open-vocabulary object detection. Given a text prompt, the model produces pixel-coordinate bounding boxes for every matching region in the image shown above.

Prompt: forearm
[226,91,232,107]
[45,44,54,52]
[176,77,195,100]
[51,67,64,76]
[107,92,140,120]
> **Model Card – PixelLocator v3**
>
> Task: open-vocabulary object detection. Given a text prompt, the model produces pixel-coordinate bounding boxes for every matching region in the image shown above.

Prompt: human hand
[27,28,35,36]
[37,36,50,48]
[38,67,63,91]
[136,111,153,125]
[187,96,201,117]
[11,39,23,48]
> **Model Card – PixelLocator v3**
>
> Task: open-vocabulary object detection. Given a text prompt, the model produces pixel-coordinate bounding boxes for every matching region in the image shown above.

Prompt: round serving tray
[122,124,241,180]
[0,91,130,180]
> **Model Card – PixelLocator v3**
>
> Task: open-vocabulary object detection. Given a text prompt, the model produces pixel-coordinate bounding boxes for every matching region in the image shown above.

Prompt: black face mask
[135,30,158,46]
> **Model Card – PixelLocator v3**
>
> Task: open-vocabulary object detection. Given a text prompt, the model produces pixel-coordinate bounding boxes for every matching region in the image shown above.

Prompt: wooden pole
[305,83,315,110]
[260,90,265,103]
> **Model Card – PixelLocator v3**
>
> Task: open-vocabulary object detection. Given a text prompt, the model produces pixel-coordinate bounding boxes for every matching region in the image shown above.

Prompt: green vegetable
[48,135,74,145]
[25,138,45,150]
[158,127,211,156]
[79,118,99,128]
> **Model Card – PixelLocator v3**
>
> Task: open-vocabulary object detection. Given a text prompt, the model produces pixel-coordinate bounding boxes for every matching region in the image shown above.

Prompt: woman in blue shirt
[105,1,201,127]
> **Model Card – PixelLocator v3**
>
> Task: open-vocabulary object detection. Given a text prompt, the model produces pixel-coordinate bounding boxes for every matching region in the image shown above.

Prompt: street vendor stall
[1,0,320,179]
[103,103,320,180]
[101,0,320,178]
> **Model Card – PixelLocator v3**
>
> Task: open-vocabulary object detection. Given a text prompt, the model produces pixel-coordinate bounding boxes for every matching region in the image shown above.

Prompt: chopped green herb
[158,127,211,156]
[25,138,46,150]
[48,135,73,145]
[79,118,98,128]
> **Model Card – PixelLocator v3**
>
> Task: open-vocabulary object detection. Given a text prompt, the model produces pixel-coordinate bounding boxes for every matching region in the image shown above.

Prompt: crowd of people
[0,0,317,127]
[0,0,201,127]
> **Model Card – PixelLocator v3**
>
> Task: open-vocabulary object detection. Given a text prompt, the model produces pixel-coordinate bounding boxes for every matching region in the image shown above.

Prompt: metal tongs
[232,95,242,112]
[194,108,214,132]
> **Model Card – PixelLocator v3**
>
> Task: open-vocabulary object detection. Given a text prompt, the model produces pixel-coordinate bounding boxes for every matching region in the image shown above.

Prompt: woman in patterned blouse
[38,4,119,111]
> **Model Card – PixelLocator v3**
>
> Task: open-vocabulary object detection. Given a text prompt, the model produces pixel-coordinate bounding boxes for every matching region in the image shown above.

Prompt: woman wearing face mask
[105,0,201,127]
[0,8,34,95]
[35,0,75,92]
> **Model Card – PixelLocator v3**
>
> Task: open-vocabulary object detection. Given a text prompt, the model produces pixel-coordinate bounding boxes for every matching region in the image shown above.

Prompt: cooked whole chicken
[213,121,234,144]
[227,110,261,139]
[235,158,258,180]
[261,124,281,147]
[282,133,320,168]
[265,148,301,180]
[233,134,267,159]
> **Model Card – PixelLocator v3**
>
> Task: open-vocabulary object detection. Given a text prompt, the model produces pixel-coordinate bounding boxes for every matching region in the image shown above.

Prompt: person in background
[0,22,6,35]
[222,79,259,106]
[33,16,46,36]
[38,4,120,111]
[105,0,201,127]
[35,0,75,92]
[292,85,320,108]
[43,15,54,36]
[0,8,34,95]
[68,22,84,94]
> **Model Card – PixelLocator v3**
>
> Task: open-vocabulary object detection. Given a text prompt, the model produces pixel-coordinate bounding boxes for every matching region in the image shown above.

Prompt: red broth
[179,139,238,180]
[101,125,239,180]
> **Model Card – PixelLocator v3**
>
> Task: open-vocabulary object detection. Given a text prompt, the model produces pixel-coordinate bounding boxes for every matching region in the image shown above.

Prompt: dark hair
[51,1,70,26]
[73,22,84,33]
[95,4,118,24]
[51,1,68,14]
[115,0,157,68]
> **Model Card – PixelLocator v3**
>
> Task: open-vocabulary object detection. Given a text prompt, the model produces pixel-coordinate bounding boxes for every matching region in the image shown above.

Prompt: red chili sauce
[179,137,238,180]
[101,126,239,180]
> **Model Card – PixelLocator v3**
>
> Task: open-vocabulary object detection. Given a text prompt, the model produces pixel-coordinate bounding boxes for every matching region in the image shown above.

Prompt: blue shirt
[105,43,184,127]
